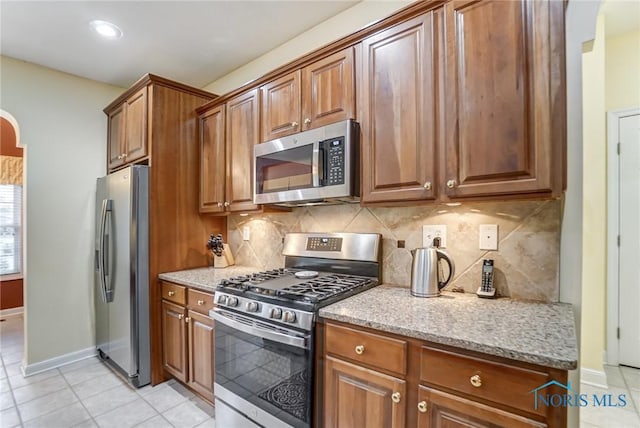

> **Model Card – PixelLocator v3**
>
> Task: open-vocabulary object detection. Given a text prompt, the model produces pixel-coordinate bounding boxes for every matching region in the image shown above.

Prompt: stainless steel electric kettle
[410,238,455,297]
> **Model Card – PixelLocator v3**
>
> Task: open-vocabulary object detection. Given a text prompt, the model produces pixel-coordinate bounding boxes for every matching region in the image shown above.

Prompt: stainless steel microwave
[253,119,359,206]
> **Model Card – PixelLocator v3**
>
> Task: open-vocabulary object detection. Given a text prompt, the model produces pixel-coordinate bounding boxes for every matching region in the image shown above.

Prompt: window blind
[0,184,22,276]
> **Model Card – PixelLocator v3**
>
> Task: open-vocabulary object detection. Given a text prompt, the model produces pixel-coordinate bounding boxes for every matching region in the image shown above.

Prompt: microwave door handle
[312,141,320,187]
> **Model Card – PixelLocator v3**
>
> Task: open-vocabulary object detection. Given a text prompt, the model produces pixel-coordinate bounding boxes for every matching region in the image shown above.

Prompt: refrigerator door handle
[99,199,114,302]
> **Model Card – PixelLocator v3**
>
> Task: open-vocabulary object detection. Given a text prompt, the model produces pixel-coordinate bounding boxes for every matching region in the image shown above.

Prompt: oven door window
[256,145,316,194]
[215,319,312,428]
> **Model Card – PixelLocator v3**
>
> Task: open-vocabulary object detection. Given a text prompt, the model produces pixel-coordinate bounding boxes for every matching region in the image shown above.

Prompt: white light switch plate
[423,225,447,248]
[242,227,250,241]
[479,224,498,250]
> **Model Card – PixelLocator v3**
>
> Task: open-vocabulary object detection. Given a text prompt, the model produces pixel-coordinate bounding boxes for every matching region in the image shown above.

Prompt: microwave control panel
[322,137,345,185]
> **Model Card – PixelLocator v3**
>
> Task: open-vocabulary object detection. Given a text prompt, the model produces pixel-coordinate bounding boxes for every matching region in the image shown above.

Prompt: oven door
[211,308,313,428]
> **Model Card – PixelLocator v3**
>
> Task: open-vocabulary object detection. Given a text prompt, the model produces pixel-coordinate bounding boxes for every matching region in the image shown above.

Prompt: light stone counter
[158,265,260,293]
[319,285,578,370]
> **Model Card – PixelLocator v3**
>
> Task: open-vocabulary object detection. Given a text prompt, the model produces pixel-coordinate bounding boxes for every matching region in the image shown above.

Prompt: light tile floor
[0,314,215,428]
[580,365,640,428]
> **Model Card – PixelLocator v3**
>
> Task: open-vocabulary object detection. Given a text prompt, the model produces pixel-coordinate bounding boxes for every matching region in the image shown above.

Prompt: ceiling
[0,1,359,89]
[601,0,640,37]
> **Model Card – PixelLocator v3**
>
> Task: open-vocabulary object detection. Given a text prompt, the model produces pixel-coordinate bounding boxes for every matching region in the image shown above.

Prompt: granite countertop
[319,285,578,370]
[158,265,260,293]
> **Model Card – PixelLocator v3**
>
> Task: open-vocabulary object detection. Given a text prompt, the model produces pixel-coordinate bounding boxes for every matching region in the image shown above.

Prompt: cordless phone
[476,259,496,298]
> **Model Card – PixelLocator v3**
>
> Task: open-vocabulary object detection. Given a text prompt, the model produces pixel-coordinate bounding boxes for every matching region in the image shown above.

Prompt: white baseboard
[580,367,608,388]
[22,346,97,377]
[0,306,23,318]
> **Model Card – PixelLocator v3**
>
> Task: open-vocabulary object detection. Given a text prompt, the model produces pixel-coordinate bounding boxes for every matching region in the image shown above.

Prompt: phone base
[476,287,496,298]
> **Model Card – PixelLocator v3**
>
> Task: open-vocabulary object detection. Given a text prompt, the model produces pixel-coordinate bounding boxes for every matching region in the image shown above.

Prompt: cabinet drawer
[162,282,186,305]
[325,323,407,376]
[187,289,214,315]
[420,346,550,417]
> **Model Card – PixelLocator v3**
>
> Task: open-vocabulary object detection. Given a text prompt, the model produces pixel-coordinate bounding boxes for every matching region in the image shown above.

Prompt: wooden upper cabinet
[324,355,406,428]
[199,105,226,213]
[260,48,356,142]
[359,12,439,204]
[443,0,560,198]
[107,104,125,170]
[301,48,355,130]
[261,71,301,141]
[107,87,148,171]
[226,89,260,212]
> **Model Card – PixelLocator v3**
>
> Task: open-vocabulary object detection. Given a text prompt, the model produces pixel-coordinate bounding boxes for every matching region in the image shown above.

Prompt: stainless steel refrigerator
[94,165,150,387]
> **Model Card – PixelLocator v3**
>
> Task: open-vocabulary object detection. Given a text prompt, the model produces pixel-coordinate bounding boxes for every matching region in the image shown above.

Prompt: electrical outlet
[242,227,250,241]
[479,224,498,250]
[423,225,447,248]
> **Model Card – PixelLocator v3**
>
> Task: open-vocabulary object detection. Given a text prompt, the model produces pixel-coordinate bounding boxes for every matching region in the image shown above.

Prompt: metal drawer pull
[470,374,482,387]
[197,299,205,305]
[423,181,432,190]
[447,179,457,189]
[168,291,176,297]
[178,314,184,320]
[391,392,401,403]
[291,121,299,128]
[417,401,427,413]
[185,317,190,323]
[354,345,365,355]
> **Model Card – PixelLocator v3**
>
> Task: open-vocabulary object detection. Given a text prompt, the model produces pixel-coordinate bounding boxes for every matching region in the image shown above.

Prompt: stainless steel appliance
[253,119,359,206]
[94,165,150,387]
[410,237,455,298]
[211,232,382,428]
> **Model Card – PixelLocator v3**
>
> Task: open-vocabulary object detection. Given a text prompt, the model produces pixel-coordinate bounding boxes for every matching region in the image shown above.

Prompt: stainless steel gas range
[210,232,382,428]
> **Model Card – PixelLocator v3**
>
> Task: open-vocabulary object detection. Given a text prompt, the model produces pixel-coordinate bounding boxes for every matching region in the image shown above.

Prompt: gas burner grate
[277,276,374,303]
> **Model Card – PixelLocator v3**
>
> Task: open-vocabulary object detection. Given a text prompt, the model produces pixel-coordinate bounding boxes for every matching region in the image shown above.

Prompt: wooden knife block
[213,244,235,268]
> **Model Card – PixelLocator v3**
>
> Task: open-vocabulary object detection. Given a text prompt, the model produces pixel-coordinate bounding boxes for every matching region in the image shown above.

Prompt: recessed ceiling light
[90,20,123,39]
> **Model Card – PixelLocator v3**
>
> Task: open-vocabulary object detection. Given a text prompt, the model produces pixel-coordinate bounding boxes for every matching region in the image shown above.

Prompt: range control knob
[270,308,283,319]
[283,311,296,323]
[246,302,259,312]
[227,296,239,307]
[216,295,228,305]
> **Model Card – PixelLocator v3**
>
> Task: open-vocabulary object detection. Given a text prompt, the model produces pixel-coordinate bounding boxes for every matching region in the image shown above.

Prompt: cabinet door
[226,89,260,212]
[260,70,301,142]
[107,104,126,170]
[443,0,555,198]
[187,310,214,403]
[359,12,439,203]
[324,356,406,428]
[162,300,188,383]
[301,48,355,131]
[199,105,226,213]
[123,87,148,163]
[417,386,545,428]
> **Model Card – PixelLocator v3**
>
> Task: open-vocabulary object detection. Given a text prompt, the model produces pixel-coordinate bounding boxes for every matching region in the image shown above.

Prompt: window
[0,184,22,276]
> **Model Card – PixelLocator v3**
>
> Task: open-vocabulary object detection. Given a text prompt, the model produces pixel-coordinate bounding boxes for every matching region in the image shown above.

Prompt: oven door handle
[211,309,309,350]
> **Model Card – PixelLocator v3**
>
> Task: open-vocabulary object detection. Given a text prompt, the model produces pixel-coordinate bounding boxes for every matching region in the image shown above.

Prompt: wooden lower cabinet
[187,310,215,402]
[161,285,215,402]
[324,355,406,428]
[321,320,566,427]
[418,386,545,428]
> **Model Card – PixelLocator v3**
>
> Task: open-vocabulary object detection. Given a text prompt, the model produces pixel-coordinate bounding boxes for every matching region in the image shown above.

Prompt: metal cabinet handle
[304,118,312,126]
[168,291,176,297]
[185,317,191,323]
[470,374,482,388]
[224,201,230,207]
[217,202,223,208]
[391,392,401,403]
[197,299,205,305]
[291,121,299,128]
[423,181,432,190]
[121,153,127,158]
[417,401,427,413]
[355,345,365,355]
[447,179,457,189]
[117,154,123,160]
[178,314,183,320]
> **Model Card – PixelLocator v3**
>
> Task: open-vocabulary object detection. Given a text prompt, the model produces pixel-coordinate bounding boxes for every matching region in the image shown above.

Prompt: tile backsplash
[226,200,562,302]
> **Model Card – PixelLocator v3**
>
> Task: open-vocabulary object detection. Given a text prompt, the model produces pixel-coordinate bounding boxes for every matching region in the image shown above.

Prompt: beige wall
[203,0,411,94]
[0,56,124,366]
[580,15,607,374]
[606,30,640,111]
